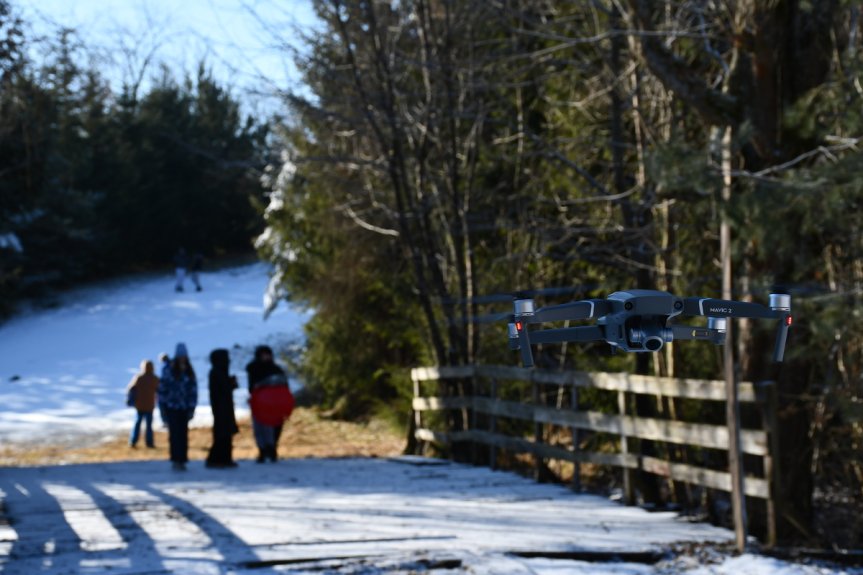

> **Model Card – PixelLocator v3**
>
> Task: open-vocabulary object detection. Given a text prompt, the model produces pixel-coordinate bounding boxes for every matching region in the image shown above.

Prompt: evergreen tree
[0,9,268,314]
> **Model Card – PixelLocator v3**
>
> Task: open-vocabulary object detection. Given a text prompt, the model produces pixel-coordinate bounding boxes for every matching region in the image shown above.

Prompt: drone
[507,289,792,368]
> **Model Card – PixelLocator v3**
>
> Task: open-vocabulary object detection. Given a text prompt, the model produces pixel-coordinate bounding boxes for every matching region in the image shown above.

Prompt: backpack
[250,385,295,426]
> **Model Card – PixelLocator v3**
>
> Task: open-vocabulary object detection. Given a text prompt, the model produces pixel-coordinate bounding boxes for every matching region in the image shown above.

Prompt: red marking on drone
[786,316,793,326]
[515,321,523,331]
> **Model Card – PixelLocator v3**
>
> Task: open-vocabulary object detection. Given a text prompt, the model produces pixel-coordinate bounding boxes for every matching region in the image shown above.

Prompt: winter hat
[209,348,230,370]
[175,342,189,359]
[254,345,274,360]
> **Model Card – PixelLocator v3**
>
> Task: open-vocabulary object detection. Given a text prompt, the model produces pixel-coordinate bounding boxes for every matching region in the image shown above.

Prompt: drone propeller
[439,284,596,305]
[513,298,611,324]
[470,311,515,325]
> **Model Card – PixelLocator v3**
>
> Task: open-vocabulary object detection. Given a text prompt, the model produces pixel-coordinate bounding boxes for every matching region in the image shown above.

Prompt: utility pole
[721,125,748,552]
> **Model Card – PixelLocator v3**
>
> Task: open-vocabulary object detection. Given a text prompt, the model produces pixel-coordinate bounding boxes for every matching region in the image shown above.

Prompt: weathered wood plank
[432,428,605,468]
[415,428,770,499]
[583,372,757,403]
[414,365,757,403]
[412,396,474,411]
[640,456,769,499]
[472,396,533,420]
[470,398,768,456]
[411,366,476,382]
[414,428,473,443]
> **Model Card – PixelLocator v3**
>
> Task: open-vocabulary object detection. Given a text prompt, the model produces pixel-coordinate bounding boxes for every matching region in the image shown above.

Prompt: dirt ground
[0,407,407,467]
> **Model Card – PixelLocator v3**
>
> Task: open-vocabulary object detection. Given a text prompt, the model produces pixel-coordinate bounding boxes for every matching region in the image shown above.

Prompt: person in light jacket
[127,360,159,448]
[159,343,197,471]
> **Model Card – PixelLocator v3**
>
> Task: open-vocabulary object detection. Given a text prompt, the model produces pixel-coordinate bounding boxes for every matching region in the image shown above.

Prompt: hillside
[0,263,309,444]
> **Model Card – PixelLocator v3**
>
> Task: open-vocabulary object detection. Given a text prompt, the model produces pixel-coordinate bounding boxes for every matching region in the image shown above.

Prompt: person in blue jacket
[159,343,198,471]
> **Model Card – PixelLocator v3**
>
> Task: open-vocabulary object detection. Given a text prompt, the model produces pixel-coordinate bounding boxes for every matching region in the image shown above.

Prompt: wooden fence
[411,364,782,545]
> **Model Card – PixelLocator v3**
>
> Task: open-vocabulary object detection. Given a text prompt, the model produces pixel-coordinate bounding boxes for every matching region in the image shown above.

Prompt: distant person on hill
[189,252,204,292]
[126,360,160,448]
[159,343,198,471]
[205,349,239,468]
[246,345,294,463]
[174,248,189,292]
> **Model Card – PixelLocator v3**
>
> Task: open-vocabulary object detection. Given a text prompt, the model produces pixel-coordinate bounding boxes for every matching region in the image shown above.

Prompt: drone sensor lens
[644,337,664,352]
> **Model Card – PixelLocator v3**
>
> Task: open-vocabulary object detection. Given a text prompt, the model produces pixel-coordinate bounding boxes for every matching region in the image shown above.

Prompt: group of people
[125,343,295,471]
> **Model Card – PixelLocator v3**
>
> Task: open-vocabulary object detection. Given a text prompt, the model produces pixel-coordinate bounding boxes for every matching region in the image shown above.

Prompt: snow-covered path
[1,457,855,575]
[0,456,731,575]
[0,263,309,443]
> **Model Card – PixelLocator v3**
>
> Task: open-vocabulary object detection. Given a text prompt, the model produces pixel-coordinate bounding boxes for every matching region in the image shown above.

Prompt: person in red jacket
[246,345,294,463]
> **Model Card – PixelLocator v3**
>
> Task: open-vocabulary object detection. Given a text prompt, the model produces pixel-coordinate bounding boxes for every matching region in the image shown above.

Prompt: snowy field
[0,263,309,443]
[0,264,859,574]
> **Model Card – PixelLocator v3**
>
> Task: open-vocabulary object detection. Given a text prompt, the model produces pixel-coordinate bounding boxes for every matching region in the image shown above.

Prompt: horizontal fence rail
[413,396,769,456]
[411,365,759,402]
[411,364,779,513]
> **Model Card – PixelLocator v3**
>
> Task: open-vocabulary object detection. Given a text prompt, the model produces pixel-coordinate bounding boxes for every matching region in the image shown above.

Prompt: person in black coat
[205,348,239,468]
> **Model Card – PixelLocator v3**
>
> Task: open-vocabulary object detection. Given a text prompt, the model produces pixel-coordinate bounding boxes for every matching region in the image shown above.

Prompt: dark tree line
[258,0,863,546]
[0,2,268,314]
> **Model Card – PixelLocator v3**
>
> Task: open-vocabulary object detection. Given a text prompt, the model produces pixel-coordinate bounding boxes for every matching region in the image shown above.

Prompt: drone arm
[510,320,535,367]
[670,324,726,345]
[529,325,606,344]
[509,323,605,367]
[773,314,792,362]
[682,297,778,319]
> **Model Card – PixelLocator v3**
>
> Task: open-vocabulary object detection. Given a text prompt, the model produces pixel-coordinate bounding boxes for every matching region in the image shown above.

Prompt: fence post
[725,335,748,553]
[470,374,478,465]
[412,372,424,456]
[533,375,548,482]
[757,380,782,547]
[571,382,581,491]
[618,390,635,504]
[489,378,498,471]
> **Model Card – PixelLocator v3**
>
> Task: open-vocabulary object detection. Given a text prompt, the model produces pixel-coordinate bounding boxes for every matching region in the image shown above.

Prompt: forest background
[1,0,862,549]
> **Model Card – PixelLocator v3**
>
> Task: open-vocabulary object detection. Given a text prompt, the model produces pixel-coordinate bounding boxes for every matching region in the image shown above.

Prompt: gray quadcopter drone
[507,289,792,367]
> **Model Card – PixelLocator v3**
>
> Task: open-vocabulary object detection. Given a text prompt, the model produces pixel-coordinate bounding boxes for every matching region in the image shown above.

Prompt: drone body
[508,289,791,368]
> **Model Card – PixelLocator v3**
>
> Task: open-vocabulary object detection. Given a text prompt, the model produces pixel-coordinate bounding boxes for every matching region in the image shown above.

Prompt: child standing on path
[127,360,159,448]
[159,343,198,471]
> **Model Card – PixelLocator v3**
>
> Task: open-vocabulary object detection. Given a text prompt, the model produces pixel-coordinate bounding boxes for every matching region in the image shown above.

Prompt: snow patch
[0,232,23,253]
[0,263,310,443]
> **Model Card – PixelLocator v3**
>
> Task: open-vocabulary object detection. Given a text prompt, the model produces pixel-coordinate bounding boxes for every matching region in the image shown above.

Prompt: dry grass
[0,407,407,467]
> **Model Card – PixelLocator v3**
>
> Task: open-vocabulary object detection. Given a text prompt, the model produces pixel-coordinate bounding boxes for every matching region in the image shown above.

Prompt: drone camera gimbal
[508,289,791,368]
